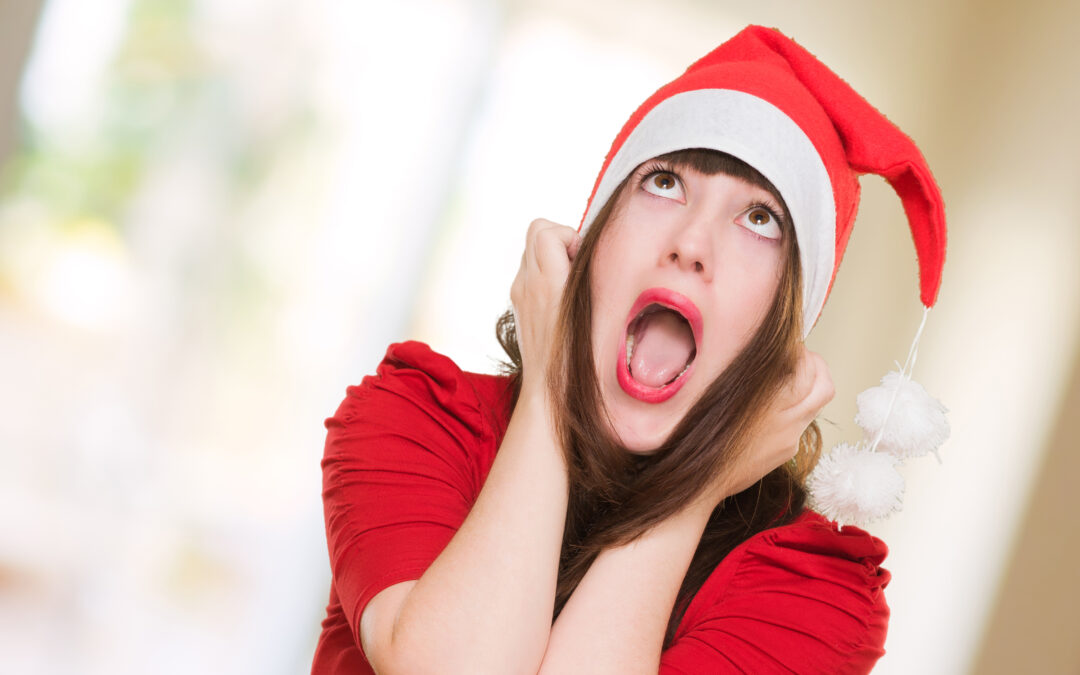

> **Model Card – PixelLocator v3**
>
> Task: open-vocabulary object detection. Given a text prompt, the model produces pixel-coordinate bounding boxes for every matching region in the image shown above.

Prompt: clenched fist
[707,345,835,504]
[509,218,582,402]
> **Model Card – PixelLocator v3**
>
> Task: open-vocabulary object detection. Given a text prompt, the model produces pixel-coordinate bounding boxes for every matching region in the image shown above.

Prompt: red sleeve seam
[727,528,887,653]
[465,373,496,444]
[712,528,782,608]
[348,566,431,661]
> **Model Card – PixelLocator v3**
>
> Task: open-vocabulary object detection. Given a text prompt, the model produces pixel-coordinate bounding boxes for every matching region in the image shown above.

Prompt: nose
[663,208,714,282]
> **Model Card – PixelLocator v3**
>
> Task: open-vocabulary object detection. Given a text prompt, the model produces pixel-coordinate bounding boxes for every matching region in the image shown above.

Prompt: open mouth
[616,288,702,404]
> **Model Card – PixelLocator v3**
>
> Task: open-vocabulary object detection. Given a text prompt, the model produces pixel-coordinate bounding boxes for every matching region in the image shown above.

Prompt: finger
[789,354,834,423]
[511,305,525,358]
[523,219,546,274]
[805,354,835,410]
[526,217,553,243]
[525,218,560,254]
[533,224,579,274]
[515,248,526,285]
[778,346,816,410]
[510,272,523,307]
[524,218,555,276]
[510,249,527,306]
[568,230,583,261]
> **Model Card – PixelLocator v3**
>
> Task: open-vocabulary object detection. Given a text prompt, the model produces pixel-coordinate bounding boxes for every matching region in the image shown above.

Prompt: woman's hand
[510,218,582,402]
[706,346,835,504]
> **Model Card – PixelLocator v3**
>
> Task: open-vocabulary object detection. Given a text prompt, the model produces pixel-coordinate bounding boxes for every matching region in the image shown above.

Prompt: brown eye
[737,205,782,241]
[642,168,685,200]
[748,207,772,225]
[652,173,676,190]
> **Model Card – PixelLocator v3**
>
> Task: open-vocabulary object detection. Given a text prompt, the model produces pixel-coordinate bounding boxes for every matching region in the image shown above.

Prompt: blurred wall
[973,350,1080,674]
[920,3,1080,672]
[0,0,1076,673]
[0,1,44,162]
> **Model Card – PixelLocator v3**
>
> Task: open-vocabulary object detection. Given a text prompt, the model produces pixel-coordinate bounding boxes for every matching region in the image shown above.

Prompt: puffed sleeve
[659,516,891,675]
[320,341,499,650]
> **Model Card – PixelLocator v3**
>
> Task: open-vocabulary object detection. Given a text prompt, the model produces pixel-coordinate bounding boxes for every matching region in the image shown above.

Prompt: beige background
[0,0,1076,672]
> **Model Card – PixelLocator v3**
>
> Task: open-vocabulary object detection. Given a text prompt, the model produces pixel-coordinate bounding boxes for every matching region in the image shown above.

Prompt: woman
[313,24,946,674]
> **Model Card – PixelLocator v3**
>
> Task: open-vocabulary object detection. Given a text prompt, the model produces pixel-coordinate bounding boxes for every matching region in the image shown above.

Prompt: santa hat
[579,25,949,528]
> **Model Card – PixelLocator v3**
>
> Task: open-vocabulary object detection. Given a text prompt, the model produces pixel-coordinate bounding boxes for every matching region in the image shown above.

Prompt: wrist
[689,479,731,516]
[511,379,566,462]
[683,491,720,525]
[519,375,555,421]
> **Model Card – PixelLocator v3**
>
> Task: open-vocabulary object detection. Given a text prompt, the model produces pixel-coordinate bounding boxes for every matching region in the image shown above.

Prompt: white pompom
[854,371,950,460]
[807,442,905,528]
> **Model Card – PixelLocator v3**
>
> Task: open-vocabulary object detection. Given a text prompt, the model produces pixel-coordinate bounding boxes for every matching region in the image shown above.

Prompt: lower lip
[615,289,701,404]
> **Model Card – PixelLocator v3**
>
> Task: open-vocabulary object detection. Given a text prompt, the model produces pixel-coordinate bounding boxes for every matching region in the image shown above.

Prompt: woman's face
[590,158,789,453]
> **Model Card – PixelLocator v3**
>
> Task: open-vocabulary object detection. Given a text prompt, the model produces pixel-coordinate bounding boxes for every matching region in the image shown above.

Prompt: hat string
[866,306,939,463]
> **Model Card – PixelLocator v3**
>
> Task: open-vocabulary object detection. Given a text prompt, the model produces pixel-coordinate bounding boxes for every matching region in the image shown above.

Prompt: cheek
[716,242,785,333]
[589,239,618,326]
[587,237,625,374]
[589,224,647,334]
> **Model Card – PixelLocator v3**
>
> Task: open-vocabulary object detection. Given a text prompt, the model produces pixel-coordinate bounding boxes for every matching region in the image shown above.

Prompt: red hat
[579,25,950,527]
[579,24,946,339]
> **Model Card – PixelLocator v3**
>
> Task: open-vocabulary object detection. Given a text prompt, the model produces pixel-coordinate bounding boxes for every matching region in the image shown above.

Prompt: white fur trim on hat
[579,89,836,338]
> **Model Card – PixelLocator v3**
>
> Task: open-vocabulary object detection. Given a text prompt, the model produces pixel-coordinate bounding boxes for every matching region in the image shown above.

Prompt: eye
[641,170,685,201]
[736,204,783,240]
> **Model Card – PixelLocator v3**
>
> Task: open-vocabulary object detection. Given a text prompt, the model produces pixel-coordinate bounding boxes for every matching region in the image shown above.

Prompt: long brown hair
[495,148,824,648]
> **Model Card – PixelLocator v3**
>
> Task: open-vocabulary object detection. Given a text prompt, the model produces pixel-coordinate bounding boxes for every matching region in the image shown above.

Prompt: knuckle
[820,370,835,392]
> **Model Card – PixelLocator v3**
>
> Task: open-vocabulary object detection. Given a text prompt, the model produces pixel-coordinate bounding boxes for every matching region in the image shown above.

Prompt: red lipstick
[616,287,703,404]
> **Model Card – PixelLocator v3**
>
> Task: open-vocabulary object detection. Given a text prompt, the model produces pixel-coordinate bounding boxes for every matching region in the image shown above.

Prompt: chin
[607,406,675,455]
[622,443,663,456]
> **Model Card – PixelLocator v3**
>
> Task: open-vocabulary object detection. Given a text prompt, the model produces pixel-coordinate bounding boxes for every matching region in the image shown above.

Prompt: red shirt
[312,341,891,674]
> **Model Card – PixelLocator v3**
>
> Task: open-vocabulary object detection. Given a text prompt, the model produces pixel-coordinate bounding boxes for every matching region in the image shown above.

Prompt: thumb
[568,231,583,261]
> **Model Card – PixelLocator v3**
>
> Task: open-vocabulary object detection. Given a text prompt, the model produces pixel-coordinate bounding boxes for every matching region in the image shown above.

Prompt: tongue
[630,309,695,387]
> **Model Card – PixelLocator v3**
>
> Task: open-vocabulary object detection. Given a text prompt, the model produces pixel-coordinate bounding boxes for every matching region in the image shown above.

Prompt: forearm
[385,390,568,675]
[537,498,715,674]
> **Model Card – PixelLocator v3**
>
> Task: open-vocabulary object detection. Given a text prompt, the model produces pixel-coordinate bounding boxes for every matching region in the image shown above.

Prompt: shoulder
[698,508,889,597]
[326,340,514,442]
[745,508,891,571]
[316,343,515,662]
[702,508,891,619]
[665,508,891,673]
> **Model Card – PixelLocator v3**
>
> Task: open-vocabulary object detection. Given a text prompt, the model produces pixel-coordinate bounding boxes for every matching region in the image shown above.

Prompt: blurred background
[0,0,1076,673]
